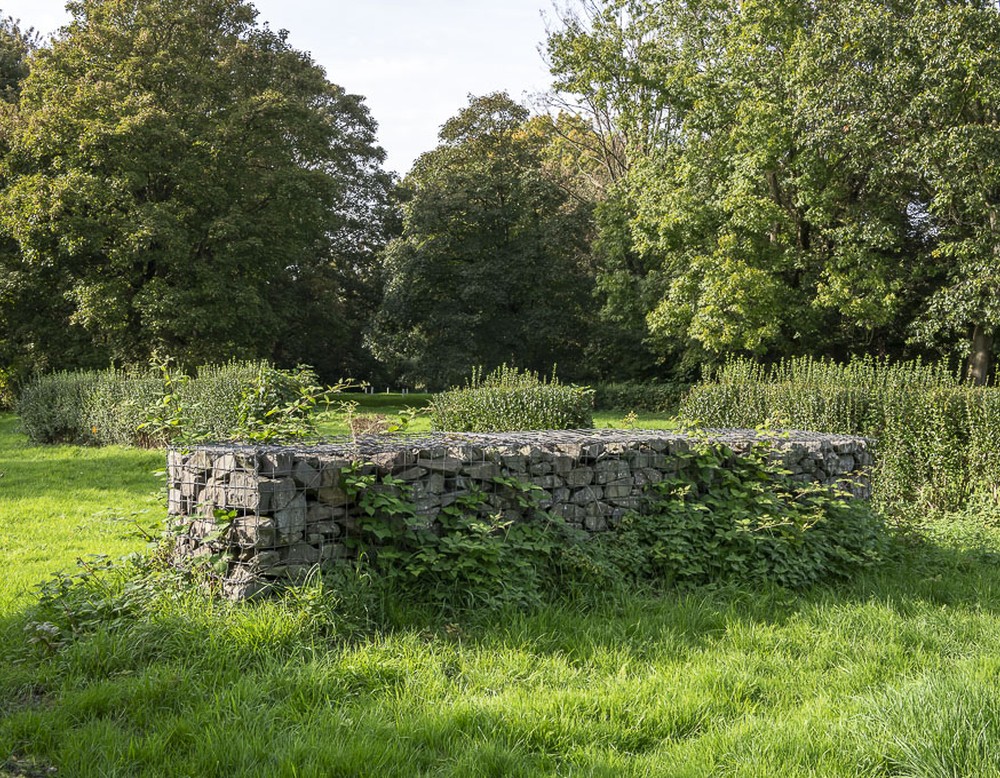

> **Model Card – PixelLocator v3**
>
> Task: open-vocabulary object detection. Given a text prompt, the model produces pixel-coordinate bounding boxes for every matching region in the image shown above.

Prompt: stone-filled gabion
[166,429,873,598]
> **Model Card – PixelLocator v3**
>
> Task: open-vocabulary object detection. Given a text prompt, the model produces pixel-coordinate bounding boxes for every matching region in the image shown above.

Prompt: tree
[543,0,721,380]
[369,93,594,389]
[900,1,1000,383]
[0,0,394,378]
[0,13,56,383]
[633,0,928,365]
[546,0,1000,379]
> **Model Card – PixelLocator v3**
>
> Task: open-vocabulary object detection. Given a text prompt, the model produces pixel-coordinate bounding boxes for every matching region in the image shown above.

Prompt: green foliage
[156,361,336,444]
[590,380,688,413]
[15,370,107,445]
[82,369,165,446]
[0,14,35,105]
[338,437,881,610]
[546,0,1000,377]
[327,392,433,410]
[0,0,395,380]
[368,92,595,389]
[0,364,17,410]
[343,466,570,609]
[16,361,332,446]
[5,410,1000,776]
[605,441,885,589]
[430,365,594,432]
[680,355,1000,517]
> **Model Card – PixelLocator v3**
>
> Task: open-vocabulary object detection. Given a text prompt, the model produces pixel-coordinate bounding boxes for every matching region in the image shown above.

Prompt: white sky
[0,0,557,176]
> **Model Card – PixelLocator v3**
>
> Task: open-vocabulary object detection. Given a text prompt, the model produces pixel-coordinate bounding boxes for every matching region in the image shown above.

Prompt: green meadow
[4,406,1000,776]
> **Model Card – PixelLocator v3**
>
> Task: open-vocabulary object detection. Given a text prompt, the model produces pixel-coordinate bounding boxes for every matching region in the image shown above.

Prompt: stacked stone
[166,429,873,598]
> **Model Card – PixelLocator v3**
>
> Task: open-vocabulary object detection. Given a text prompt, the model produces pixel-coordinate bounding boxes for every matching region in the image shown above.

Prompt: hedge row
[16,362,322,446]
[679,356,998,516]
[589,381,688,413]
[431,365,594,432]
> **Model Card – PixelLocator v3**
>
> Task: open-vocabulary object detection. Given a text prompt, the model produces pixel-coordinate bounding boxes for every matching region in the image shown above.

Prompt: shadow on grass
[2,528,1000,777]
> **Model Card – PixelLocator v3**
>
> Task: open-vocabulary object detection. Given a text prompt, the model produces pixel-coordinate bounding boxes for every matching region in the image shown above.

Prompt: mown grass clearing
[3,411,1000,776]
[0,415,162,614]
[316,393,678,436]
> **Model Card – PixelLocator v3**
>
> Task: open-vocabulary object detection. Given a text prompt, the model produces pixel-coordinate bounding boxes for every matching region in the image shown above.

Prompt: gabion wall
[166,429,873,598]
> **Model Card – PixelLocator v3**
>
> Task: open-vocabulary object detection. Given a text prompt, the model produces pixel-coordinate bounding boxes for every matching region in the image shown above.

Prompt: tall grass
[5,409,1000,775]
[7,533,1000,776]
[680,355,1000,516]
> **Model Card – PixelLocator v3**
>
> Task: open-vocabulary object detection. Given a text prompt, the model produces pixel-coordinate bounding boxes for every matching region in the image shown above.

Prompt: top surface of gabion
[171,428,869,458]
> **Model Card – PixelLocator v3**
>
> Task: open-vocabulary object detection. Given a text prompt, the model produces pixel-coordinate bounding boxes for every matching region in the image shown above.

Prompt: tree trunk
[967,324,994,385]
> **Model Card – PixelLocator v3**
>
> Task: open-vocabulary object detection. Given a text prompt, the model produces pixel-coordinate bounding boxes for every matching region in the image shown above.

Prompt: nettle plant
[608,440,886,589]
[340,464,571,608]
[142,361,357,444]
[335,439,884,607]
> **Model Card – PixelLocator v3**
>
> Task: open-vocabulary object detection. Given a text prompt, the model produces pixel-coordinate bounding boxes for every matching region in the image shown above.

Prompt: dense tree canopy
[369,93,595,389]
[547,0,1000,382]
[0,0,395,380]
[2,0,999,389]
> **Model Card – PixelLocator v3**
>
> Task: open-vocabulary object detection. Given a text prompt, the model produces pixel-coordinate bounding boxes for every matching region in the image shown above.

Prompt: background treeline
[1,0,999,396]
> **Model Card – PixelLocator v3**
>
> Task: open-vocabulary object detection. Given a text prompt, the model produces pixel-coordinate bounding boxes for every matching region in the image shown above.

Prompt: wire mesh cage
[165,429,873,598]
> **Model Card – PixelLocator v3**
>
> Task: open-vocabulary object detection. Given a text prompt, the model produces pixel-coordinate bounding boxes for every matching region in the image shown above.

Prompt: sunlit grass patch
[4,410,1000,776]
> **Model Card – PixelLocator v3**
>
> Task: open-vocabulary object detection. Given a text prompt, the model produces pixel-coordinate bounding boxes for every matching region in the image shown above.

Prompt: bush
[169,361,324,443]
[678,355,1000,516]
[338,438,884,608]
[343,466,573,609]
[328,392,433,410]
[590,381,688,413]
[16,370,105,444]
[17,361,328,446]
[609,441,886,588]
[430,365,594,432]
[84,368,164,446]
[0,366,16,411]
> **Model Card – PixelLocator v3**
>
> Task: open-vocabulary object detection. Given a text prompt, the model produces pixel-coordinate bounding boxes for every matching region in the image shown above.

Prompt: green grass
[4,411,1000,776]
[0,414,162,614]
[316,396,678,436]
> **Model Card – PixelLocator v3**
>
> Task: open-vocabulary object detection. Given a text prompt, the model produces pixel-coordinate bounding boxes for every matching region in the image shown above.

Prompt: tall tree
[543,0,717,380]
[0,13,55,381]
[633,0,927,364]
[548,0,1000,379]
[901,1,1000,383]
[0,0,394,378]
[369,93,594,389]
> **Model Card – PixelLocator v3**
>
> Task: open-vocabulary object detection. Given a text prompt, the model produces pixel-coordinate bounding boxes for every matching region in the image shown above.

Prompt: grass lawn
[3,410,1000,776]
[316,394,678,436]
[0,414,163,614]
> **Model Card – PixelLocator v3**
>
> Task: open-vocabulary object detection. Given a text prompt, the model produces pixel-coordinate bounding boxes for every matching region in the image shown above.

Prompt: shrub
[17,371,96,444]
[337,439,883,608]
[430,365,594,432]
[328,392,432,410]
[606,440,886,588]
[343,466,571,609]
[17,361,330,446]
[0,366,16,411]
[590,381,688,413]
[678,355,1000,516]
[81,368,165,446]
[174,361,324,443]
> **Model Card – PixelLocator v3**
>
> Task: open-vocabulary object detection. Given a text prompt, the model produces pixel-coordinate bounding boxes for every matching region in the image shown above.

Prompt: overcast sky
[0,0,557,176]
